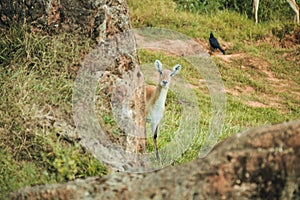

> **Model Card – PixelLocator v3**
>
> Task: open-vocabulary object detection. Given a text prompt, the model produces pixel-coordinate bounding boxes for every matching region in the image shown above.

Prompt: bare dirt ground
[136,30,299,112]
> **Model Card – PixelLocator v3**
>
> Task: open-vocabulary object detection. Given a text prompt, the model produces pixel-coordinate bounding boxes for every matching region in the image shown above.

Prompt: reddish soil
[135,30,299,112]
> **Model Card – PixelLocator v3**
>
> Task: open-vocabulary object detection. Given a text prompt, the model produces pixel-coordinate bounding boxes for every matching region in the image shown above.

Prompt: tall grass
[0,0,299,196]
[0,27,107,197]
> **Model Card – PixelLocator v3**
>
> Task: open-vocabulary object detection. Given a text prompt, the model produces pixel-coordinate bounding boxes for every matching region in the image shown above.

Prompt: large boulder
[0,0,130,42]
[0,0,147,170]
[12,119,300,199]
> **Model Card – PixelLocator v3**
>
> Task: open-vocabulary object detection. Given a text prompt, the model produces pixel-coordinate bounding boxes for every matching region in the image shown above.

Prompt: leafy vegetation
[1,0,299,197]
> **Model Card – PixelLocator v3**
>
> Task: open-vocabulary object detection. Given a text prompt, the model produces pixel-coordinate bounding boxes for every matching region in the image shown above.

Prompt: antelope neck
[153,85,169,107]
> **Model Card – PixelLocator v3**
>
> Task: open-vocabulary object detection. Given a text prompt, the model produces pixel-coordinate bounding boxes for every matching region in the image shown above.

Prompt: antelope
[253,0,299,24]
[145,60,181,160]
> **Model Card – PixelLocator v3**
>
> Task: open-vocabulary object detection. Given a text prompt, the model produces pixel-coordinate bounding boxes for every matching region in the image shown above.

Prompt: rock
[2,1,299,199]
[1,0,147,170]
[11,119,300,200]
[0,0,130,43]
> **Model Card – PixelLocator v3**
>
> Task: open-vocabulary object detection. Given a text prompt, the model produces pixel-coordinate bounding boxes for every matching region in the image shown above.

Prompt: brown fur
[145,84,162,116]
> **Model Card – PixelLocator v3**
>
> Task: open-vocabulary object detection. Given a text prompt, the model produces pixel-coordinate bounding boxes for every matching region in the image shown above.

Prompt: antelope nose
[162,80,168,85]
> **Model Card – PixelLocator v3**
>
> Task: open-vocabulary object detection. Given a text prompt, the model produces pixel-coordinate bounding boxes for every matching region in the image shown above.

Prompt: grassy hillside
[128,0,299,160]
[1,0,299,197]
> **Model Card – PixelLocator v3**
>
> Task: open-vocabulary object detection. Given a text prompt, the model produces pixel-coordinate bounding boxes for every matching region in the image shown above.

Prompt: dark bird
[209,32,225,55]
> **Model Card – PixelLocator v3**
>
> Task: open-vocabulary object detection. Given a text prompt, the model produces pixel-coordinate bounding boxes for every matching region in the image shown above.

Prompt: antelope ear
[171,64,181,76]
[154,60,163,74]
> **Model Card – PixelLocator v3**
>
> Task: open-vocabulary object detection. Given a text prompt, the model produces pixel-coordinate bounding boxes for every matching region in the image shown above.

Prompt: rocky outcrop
[0,0,130,43]
[12,119,300,199]
[2,1,300,199]
[0,0,147,170]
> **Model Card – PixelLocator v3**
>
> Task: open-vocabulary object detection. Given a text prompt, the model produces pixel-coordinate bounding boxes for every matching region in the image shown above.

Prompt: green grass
[0,0,300,196]
[128,0,279,41]
[0,27,107,197]
[128,0,299,162]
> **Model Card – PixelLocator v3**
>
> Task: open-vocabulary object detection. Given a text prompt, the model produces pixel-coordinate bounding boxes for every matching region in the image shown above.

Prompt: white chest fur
[147,87,168,123]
